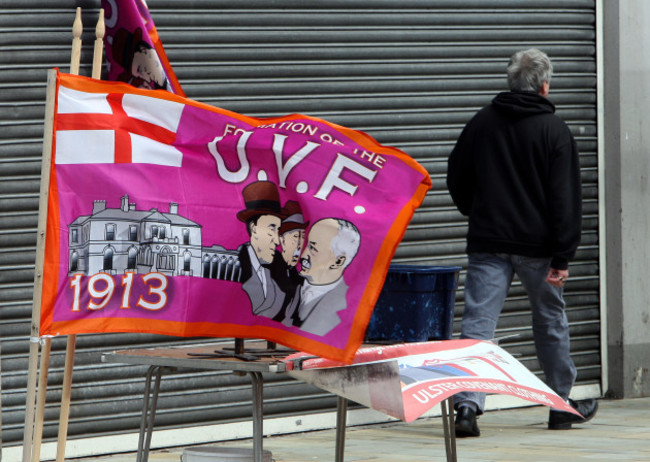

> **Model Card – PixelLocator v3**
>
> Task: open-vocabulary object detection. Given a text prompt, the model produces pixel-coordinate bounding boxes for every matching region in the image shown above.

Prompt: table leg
[249,371,264,462]
[137,367,155,462]
[145,368,163,461]
[440,397,457,462]
[137,366,163,462]
[448,397,457,462]
[335,397,348,462]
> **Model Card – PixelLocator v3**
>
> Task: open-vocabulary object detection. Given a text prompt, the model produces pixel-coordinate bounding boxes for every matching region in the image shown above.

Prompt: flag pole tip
[96,9,105,39]
[73,8,82,39]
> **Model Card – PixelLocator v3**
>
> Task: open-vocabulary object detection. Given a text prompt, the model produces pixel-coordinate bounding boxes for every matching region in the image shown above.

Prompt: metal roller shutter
[0,0,598,449]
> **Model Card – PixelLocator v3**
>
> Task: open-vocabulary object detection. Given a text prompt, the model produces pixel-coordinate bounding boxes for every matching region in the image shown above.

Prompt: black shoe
[455,406,480,437]
[548,398,598,430]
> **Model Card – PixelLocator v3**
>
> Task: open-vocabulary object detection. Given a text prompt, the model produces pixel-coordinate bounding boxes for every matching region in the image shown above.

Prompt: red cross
[56,93,177,163]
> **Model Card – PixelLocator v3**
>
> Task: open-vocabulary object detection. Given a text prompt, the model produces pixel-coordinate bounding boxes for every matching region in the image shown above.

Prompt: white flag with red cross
[55,85,184,166]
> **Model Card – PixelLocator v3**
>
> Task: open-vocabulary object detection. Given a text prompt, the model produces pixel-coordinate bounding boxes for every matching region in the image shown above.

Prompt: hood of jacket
[491,91,555,118]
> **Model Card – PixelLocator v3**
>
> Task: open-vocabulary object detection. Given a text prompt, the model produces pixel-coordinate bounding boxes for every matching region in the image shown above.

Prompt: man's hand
[546,268,569,288]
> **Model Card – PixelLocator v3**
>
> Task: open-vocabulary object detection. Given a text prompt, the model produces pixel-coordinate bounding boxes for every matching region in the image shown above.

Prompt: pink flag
[41,71,431,363]
[102,0,184,95]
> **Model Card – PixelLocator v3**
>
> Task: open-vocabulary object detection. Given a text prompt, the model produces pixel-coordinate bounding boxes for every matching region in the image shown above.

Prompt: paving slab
[77,398,650,462]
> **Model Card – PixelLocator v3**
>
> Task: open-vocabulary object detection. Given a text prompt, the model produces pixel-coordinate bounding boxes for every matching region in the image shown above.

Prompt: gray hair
[330,219,360,269]
[507,48,553,93]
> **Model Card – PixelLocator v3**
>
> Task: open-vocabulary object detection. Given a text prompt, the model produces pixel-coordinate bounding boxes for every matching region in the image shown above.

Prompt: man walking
[446,48,597,437]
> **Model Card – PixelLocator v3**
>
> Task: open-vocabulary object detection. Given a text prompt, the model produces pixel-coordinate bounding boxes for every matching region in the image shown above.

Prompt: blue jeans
[453,253,577,414]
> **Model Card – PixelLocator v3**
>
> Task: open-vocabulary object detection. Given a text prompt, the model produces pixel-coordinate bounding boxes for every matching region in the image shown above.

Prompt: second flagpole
[54,9,105,462]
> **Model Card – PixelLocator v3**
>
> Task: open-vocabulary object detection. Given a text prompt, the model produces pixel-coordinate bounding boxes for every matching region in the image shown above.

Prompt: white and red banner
[285,339,579,422]
[40,71,431,363]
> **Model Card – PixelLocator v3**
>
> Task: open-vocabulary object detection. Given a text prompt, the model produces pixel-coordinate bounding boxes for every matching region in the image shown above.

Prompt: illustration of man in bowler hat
[110,27,170,91]
[269,200,309,325]
[236,181,287,318]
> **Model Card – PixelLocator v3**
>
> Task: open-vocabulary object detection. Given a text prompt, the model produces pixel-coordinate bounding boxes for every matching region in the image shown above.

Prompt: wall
[603,0,650,398]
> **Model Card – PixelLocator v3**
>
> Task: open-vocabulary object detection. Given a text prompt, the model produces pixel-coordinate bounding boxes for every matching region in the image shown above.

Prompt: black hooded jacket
[446,91,582,270]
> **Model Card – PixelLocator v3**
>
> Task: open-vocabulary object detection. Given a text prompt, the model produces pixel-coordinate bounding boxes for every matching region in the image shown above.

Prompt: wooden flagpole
[54,8,86,462]
[53,9,106,462]
[31,338,51,462]
[93,10,105,80]
[70,7,83,76]
[26,7,84,459]
[31,8,87,459]
[22,60,59,462]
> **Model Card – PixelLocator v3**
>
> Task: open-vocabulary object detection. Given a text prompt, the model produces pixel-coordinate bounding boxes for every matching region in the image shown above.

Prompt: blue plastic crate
[365,265,461,343]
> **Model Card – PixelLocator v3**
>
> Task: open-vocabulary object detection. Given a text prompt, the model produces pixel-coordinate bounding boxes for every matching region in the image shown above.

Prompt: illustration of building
[68,194,245,281]
[68,194,206,277]
[202,245,242,282]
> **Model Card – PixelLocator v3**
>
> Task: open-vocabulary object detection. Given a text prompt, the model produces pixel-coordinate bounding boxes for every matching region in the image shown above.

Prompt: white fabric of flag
[55,85,185,166]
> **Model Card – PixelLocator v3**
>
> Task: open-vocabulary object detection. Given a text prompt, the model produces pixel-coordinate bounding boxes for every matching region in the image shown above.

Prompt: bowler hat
[280,200,309,234]
[237,181,285,223]
[111,27,144,70]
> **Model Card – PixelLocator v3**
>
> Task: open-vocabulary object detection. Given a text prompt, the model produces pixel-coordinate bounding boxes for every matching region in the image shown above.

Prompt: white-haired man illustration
[293,218,361,336]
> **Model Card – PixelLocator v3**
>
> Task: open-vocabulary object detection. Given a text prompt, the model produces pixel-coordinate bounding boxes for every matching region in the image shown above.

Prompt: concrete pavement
[81,397,650,461]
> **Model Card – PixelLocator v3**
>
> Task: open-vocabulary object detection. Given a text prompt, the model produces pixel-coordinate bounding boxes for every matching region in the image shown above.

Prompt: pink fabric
[102,0,184,95]
[40,72,431,363]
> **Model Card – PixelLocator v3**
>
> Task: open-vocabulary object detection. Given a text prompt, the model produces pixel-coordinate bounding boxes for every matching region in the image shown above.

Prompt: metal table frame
[102,342,457,462]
